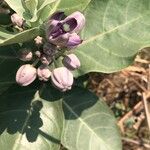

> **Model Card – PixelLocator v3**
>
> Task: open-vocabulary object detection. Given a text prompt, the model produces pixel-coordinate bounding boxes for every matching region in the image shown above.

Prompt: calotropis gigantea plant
[0,0,149,150]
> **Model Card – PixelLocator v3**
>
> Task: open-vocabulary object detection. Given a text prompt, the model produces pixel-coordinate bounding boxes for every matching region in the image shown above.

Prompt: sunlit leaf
[73,0,150,76]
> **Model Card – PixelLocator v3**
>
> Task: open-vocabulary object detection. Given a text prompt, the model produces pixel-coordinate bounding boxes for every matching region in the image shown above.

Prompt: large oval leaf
[61,87,122,150]
[0,84,121,150]
[74,0,150,76]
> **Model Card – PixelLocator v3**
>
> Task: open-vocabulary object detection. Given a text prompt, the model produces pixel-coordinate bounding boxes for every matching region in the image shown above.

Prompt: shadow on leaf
[0,85,60,144]
[62,87,98,120]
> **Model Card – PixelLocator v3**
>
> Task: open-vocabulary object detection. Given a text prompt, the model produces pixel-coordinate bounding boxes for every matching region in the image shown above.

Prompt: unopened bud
[63,54,80,70]
[37,65,51,81]
[11,13,24,27]
[67,33,82,49]
[34,36,43,45]
[40,54,52,65]
[43,43,56,56]
[35,51,41,58]
[18,49,33,61]
[16,64,36,86]
[51,67,73,91]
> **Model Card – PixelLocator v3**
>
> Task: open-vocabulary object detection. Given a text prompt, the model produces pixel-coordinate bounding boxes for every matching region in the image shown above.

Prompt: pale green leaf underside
[74,0,150,76]
[61,88,122,150]
[0,27,39,46]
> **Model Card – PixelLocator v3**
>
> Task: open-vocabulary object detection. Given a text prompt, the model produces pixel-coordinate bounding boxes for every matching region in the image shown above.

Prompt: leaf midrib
[80,12,149,46]
[0,27,39,44]
[62,100,112,150]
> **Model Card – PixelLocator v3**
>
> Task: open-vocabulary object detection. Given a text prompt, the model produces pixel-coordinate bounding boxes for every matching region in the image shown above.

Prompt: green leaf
[24,0,38,15]
[35,0,90,25]
[74,0,150,76]
[52,0,91,14]
[30,0,56,23]
[0,85,63,150]
[5,0,26,18]
[61,87,122,150]
[37,0,56,10]
[24,0,38,20]
[0,44,20,94]
[0,84,121,150]
[0,27,40,46]
[0,14,11,25]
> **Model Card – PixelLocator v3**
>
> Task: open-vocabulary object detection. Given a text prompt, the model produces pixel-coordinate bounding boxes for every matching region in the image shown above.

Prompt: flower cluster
[14,11,85,91]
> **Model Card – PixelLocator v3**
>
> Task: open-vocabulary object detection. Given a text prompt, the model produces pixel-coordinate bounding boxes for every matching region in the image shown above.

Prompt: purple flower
[63,11,85,33]
[16,64,36,86]
[67,33,82,49]
[51,67,73,91]
[63,54,81,70]
[46,11,85,48]
[37,65,51,81]
[11,13,24,27]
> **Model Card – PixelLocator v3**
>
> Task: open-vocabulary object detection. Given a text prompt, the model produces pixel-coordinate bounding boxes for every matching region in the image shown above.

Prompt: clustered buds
[15,11,85,92]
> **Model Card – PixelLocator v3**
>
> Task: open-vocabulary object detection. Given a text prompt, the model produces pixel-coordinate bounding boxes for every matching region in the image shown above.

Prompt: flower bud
[34,36,43,45]
[37,65,51,81]
[67,33,82,49]
[63,54,80,70]
[18,49,33,61]
[16,64,36,86]
[64,11,85,33]
[40,54,52,65]
[49,32,82,48]
[35,51,41,58]
[11,13,24,27]
[48,32,69,47]
[51,67,73,91]
[43,43,56,56]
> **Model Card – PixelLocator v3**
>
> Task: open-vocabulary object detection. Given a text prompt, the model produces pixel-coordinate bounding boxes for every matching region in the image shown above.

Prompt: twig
[135,57,150,64]
[122,137,150,149]
[142,92,150,131]
[148,64,150,90]
[131,78,147,92]
[118,101,143,133]
[142,64,150,132]
[133,112,145,130]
